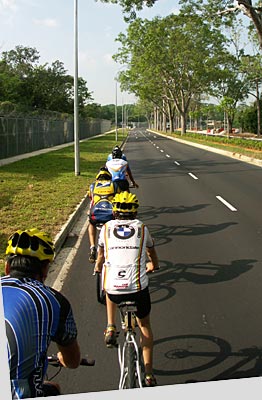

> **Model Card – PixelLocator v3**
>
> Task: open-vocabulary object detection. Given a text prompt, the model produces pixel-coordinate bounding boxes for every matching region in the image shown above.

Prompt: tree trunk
[238,1,262,49]
[227,115,233,136]
[180,112,187,135]
[255,80,261,136]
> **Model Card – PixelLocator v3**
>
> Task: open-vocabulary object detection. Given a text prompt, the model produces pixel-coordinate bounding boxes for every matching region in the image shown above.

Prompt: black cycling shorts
[107,287,151,319]
[115,179,130,192]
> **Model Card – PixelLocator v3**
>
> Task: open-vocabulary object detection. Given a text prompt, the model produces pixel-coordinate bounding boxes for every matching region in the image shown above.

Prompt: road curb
[53,195,89,257]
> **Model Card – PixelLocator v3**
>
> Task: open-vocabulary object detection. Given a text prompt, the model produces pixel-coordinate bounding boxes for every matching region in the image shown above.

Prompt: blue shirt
[107,153,127,161]
[1,276,78,399]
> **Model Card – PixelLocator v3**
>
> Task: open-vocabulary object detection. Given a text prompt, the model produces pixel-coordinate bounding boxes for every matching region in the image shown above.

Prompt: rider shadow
[148,221,238,247]
[152,333,262,382]
[138,204,210,222]
[149,259,255,304]
[172,259,255,284]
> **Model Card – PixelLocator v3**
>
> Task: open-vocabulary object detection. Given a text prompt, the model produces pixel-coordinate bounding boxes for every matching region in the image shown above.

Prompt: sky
[0,0,180,106]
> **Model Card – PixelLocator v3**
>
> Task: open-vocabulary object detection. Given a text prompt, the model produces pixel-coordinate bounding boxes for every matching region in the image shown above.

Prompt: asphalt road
[47,128,262,396]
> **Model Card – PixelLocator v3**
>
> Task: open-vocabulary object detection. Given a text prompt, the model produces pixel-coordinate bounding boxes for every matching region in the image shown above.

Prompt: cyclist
[106,146,139,192]
[87,166,118,263]
[1,228,81,398]
[94,191,159,387]
[107,145,127,161]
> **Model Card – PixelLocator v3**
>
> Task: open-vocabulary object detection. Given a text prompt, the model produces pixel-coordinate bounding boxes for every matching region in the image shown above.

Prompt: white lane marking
[174,161,180,165]
[216,196,237,211]
[156,146,159,149]
[160,149,164,152]
[166,154,170,158]
[188,172,198,180]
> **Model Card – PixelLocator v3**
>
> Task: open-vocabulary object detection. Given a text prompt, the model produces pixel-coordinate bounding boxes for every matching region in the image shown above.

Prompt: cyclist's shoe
[89,246,97,263]
[144,373,157,387]
[104,324,117,348]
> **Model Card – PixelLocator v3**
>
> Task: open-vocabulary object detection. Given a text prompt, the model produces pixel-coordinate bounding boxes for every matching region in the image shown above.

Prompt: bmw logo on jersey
[113,225,135,240]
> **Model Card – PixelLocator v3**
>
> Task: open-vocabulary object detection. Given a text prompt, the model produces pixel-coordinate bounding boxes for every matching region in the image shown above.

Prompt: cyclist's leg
[136,314,153,374]
[88,220,97,263]
[134,287,156,384]
[88,220,96,248]
[104,293,118,346]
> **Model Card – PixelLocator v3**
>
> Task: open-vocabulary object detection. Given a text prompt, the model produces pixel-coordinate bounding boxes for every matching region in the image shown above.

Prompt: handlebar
[47,354,95,367]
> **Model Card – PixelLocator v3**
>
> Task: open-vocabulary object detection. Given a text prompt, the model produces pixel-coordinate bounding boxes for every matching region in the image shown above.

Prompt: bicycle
[117,300,144,389]
[94,263,106,305]
[45,354,95,395]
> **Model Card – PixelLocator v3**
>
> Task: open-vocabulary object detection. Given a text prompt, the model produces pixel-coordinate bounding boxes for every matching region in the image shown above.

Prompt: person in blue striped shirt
[1,228,81,398]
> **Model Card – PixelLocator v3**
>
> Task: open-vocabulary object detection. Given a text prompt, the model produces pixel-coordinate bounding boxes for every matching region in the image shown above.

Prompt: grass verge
[0,131,127,275]
[160,130,262,160]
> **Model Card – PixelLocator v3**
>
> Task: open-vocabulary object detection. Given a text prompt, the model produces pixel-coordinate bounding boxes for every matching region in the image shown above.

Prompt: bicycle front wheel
[125,343,137,389]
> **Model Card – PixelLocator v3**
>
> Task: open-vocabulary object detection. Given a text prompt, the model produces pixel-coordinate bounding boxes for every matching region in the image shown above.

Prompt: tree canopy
[0,45,93,116]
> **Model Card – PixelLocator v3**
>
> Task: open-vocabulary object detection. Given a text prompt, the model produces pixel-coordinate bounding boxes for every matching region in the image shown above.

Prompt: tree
[97,0,157,20]
[240,53,262,135]
[1,45,40,77]
[84,103,102,118]
[0,46,93,115]
[1,46,41,109]
[113,14,230,134]
[179,0,262,50]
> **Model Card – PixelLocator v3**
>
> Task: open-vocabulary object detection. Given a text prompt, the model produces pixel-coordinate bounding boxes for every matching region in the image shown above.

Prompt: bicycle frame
[117,301,143,389]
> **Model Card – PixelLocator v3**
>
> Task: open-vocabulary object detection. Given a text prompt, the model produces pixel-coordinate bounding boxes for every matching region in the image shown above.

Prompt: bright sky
[0,0,180,106]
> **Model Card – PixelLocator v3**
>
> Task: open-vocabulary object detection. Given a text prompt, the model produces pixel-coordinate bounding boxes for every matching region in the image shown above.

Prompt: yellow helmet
[112,191,139,213]
[6,228,55,262]
[96,167,112,181]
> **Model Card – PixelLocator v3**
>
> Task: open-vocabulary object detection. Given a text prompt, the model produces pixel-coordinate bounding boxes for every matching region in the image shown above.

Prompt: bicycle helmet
[112,145,122,159]
[6,228,55,262]
[112,191,139,214]
[96,167,112,181]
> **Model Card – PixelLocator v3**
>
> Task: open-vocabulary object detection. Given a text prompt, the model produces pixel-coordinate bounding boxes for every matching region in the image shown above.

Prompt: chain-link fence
[0,116,112,160]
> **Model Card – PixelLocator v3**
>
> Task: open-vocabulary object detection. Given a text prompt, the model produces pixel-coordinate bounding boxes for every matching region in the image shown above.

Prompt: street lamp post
[74,0,80,176]
[115,79,118,142]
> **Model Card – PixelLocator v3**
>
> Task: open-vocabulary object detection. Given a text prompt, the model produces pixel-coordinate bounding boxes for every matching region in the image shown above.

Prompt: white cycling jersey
[98,218,154,294]
[106,158,128,181]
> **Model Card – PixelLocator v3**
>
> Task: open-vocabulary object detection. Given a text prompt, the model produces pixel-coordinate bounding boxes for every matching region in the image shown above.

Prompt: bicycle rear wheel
[125,343,137,389]
[96,272,106,305]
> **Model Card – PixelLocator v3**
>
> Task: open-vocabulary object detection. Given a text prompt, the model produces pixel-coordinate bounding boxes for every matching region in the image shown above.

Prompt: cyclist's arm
[50,289,81,369]
[57,339,81,368]
[126,165,139,188]
[146,246,159,272]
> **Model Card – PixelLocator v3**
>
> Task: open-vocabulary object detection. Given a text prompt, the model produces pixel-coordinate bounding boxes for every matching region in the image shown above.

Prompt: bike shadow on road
[148,259,255,304]
[152,333,262,384]
[147,221,238,246]
[138,204,210,222]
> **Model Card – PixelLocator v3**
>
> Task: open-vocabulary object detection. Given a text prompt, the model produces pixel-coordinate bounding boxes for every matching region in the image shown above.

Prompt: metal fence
[0,116,112,160]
